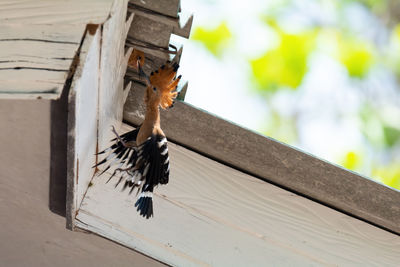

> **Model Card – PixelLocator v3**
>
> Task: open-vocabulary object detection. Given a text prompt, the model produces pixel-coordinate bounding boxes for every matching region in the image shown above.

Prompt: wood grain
[0,24,85,98]
[67,0,132,229]
[124,88,400,235]
[97,0,133,151]
[0,0,113,25]
[0,0,115,99]
[78,124,400,266]
[66,27,101,229]
[129,0,180,18]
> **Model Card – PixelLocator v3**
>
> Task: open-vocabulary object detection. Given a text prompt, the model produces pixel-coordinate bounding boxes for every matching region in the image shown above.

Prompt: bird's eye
[153,87,157,91]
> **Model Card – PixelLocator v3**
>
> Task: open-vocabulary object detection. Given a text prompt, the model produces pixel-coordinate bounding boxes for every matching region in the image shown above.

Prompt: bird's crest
[149,62,181,109]
[128,49,181,109]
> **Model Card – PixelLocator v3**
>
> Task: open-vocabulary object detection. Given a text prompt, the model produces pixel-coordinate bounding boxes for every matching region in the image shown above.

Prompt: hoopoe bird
[95,52,181,219]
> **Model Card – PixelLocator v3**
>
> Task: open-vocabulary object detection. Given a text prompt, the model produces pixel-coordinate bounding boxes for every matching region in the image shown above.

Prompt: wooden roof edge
[123,87,400,235]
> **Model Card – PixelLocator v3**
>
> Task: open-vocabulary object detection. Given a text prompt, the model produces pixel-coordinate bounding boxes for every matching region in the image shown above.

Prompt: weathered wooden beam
[66,0,133,229]
[128,5,193,40]
[77,124,400,266]
[0,24,85,99]
[0,0,113,24]
[66,26,102,229]
[123,87,400,235]
[129,0,181,18]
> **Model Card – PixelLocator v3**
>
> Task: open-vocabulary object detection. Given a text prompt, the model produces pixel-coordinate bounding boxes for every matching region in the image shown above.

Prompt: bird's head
[129,50,181,110]
[144,61,181,109]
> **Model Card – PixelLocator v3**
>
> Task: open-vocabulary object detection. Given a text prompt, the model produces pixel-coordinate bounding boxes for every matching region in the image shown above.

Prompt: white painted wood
[0,0,116,99]
[74,28,101,211]
[67,27,101,225]
[77,124,400,266]
[97,0,133,150]
[67,0,132,228]
[0,24,85,98]
[0,0,113,25]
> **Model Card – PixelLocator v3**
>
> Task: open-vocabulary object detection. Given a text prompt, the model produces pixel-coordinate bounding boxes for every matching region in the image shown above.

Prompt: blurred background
[173,0,400,190]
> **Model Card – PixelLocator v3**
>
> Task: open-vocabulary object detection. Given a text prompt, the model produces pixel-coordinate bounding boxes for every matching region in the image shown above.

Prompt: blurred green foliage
[338,37,374,78]
[191,22,232,57]
[383,126,400,147]
[345,0,387,9]
[389,24,400,77]
[373,163,400,189]
[360,104,400,148]
[341,151,363,170]
[263,110,298,144]
[190,0,400,190]
[250,20,316,91]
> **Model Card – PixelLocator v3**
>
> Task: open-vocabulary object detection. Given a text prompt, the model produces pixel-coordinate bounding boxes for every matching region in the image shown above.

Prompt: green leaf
[250,26,316,92]
[389,24,400,77]
[372,163,400,190]
[359,103,385,147]
[341,151,362,171]
[342,0,387,11]
[191,22,232,57]
[338,37,374,78]
[383,126,400,147]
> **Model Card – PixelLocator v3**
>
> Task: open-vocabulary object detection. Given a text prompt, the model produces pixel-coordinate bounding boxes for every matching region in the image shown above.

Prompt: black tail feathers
[135,195,153,219]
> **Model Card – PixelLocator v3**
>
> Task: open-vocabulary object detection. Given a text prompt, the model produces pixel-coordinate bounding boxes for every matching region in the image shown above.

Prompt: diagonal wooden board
[76,124,400,267]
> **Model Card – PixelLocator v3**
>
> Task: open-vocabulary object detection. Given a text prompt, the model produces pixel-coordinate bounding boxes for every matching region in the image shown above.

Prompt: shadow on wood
[49,77,72,217]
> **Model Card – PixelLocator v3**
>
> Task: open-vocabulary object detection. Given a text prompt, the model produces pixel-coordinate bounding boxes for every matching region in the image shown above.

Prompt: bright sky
[174,0,400,184]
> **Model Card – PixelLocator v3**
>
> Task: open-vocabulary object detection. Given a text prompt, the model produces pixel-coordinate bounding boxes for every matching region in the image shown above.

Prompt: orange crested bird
[95,55,181,219]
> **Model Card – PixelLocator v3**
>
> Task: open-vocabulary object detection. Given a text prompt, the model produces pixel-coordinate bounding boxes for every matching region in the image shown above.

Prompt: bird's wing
[95,129,170,219]
[94,126,141,176]
[133,134,170,218]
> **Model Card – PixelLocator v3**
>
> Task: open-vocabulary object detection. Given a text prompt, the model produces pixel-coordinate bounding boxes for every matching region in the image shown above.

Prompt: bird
[94,53,181,219]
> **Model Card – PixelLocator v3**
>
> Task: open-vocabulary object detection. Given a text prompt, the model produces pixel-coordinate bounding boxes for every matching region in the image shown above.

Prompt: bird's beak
[137,59,151,87]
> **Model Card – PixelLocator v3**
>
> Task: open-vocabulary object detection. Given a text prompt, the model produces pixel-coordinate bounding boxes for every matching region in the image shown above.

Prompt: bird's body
[95,57,180,218]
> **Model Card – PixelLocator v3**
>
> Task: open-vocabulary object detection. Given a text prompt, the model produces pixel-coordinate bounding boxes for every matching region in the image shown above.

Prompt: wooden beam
[77,124,400,266]
[0,0,113,25]
[129,0,181,18]
[67,26,102,229]
[0,24,85,99]
[67,0,133,229]
[0,0,116,99]
[124,87,400,235]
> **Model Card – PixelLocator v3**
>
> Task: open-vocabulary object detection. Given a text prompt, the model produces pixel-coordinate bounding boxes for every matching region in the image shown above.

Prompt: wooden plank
[128,6,193,39]
[66,27,101,229]
[0,0,113,25]
[77,124,400,266]
[67,0,132,229]
[97,0,133,150]
[128,14,173,48]
[0,100,164,267]
[129,0,181,18]
[123,89,400,235]
[0,24,85,99]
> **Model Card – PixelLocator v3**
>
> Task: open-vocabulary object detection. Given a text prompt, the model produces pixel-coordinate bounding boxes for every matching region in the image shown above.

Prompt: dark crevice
[0,38,79,45]
[52,57,74,60]
[0,89,58,94]
[0,67,68,72]
[0,58,73,64]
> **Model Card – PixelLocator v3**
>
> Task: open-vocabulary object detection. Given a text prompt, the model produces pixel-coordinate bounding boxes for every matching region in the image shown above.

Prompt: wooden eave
[124,88,400,236]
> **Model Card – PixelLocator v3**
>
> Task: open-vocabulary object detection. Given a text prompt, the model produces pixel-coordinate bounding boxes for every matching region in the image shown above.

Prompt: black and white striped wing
[94,127,140,178]
[134,134,170,218]
[95,129,170,219]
